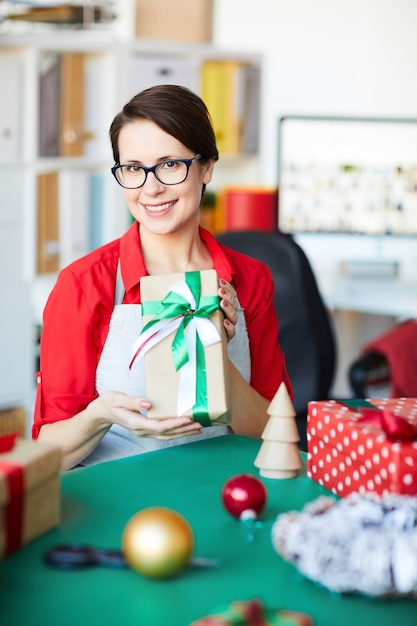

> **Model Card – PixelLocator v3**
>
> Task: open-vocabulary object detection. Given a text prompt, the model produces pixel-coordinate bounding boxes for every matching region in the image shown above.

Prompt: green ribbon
[338,399,378,412]
[141,271,220,426]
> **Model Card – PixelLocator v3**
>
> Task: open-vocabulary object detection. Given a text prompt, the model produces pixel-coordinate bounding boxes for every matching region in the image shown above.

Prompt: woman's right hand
[91,391,203,440]
[39,390,203,471]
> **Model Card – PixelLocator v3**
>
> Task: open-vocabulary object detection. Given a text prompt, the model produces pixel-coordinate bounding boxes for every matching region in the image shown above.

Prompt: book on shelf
[37,170,108,275]
[88,172,105,251]
[134,0,213,43]
[39,54,61,157]
[60,52,86,157]
[38,52,87,157]
[201,60,258,157]
[59,170,90,267]
[6,4,114,25]
[129,54,200,100]
[37,172,60,274]
[83,54,107,159]
[241,64,261,155]
[201,60,236,156]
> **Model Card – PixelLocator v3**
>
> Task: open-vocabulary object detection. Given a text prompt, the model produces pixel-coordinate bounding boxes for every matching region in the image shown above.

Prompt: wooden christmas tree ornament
[254,382,303,479]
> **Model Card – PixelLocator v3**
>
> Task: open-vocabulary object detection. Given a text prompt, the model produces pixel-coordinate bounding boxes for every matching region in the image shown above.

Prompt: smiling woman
[112,119,213,240]
[32,84,292,470]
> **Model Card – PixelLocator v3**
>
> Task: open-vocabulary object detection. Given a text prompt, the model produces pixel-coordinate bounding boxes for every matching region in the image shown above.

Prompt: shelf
[0,32,263,415]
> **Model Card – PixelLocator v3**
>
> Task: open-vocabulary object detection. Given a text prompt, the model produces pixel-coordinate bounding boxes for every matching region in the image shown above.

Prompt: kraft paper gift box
[0,434,61,559]
[0,406,26,438]
[132,269,231,427]
[135,0,213,43]
[307,398,417,498]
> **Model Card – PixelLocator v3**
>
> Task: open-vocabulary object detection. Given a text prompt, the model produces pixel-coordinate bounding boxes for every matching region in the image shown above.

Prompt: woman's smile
[143,200,177,214]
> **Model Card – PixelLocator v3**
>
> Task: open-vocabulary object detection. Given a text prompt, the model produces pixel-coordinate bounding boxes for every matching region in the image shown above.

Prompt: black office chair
[216,230,337,450]
[348,352,390,398]
[348,319,417,399]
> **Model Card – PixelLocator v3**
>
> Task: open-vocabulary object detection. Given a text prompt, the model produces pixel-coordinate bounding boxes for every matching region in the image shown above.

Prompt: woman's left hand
[218,279,238,341]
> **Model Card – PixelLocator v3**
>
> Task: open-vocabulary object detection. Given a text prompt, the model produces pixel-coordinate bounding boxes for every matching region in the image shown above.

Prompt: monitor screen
[277,116,417,235]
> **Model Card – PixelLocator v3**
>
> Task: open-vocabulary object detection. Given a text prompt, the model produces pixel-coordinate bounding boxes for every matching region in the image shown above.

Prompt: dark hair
[109,84,219,165]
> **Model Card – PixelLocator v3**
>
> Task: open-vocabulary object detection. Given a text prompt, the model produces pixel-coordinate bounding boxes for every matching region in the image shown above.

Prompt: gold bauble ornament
[122,507,194,579]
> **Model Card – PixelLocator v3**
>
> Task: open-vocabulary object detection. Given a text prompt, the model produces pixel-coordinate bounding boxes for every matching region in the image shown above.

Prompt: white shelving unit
[0,29,262,417]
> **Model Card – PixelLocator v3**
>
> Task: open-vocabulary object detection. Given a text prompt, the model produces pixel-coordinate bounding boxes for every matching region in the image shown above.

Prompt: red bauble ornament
[221,473,267,520]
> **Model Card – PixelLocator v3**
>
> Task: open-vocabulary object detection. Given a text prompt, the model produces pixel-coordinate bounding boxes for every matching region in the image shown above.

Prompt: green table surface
[0,435,416,626]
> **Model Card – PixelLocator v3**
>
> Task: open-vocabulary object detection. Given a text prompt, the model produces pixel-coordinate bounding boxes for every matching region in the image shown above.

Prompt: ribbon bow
[0,432,23,556]
[357,408,417,440]
[341,399,417,441]
[0,433,18,453]
[129,272,221,423]
[193,599,312,626]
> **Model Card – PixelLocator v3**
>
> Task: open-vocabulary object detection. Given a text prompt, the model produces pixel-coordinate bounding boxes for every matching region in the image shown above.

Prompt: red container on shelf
[221,187,278,232]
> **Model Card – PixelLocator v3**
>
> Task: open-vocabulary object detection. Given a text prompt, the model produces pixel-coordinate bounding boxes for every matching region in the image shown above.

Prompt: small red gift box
[0,434,61,559]
[191,599,313,626]
[307,398,417,498]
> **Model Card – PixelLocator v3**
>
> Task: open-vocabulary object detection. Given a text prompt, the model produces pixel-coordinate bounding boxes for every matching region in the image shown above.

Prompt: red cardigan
[33,224,292,437]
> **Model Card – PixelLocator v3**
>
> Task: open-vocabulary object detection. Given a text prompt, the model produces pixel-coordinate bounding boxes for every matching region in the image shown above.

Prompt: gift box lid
[308,398,417,445]
[0,437,62,506]
[307,398,417,496]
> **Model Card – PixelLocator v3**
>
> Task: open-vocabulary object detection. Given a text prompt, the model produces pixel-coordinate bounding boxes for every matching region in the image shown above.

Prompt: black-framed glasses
[111,154,202,189]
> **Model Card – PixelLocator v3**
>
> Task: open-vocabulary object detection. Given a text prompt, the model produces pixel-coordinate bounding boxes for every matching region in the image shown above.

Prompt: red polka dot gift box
[307,398,417,498]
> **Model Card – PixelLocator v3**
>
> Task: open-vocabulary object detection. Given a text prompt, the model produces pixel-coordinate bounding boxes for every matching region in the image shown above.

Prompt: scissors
[43,544,221,570]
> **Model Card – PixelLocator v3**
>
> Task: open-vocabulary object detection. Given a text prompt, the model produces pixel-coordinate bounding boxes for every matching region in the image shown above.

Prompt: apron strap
[114,259,125,306]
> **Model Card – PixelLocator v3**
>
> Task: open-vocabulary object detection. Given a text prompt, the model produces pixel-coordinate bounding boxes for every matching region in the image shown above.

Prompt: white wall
[213,0,417,186]
[214,0,417,396]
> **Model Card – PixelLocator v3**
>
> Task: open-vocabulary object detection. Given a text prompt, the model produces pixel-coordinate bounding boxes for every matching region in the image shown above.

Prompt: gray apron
[82,263,251,465]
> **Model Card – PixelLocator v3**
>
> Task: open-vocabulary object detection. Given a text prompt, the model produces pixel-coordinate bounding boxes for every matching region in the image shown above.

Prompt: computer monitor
[277,115,417,236]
